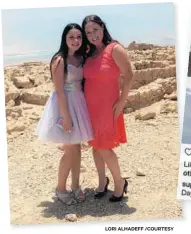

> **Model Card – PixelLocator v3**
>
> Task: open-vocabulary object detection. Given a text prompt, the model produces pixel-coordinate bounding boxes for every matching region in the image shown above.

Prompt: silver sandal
[72,187,85,202]
[52,189,76,205]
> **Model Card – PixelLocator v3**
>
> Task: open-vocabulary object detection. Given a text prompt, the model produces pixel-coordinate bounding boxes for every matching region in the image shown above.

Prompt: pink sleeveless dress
[83,42,127,149]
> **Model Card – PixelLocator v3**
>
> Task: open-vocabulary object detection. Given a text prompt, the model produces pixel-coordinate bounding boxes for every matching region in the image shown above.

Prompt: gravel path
[7,112,182,224]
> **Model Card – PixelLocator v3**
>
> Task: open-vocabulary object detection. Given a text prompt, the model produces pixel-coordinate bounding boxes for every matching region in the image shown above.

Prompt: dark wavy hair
[50,23,86,78]
[82,15,115,57]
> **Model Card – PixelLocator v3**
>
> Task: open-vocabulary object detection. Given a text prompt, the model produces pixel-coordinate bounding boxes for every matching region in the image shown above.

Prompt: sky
[1,2,175,64]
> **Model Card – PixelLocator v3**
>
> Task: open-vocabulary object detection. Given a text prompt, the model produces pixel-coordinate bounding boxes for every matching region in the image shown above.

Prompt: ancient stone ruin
[4,42,177,135]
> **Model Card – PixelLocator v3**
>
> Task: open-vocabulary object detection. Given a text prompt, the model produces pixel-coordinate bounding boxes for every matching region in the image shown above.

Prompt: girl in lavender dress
[36,23,93,205]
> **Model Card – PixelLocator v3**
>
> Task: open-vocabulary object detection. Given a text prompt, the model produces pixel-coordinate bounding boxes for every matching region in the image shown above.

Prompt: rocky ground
[4,42,182,224]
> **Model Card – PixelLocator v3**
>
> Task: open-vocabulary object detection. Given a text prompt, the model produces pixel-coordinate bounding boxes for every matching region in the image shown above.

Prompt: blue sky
[1,3,175,57]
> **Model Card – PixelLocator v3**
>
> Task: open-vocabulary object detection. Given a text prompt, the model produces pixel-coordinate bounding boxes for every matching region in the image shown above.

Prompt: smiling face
[84,21,104,47]
[66,28,82,52]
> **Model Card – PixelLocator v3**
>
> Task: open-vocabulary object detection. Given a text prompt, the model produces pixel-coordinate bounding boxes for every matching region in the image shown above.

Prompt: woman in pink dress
[82,15,133,202]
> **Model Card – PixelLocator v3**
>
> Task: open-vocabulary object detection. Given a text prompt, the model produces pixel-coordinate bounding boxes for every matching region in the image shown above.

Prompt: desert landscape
[4,42,182,224]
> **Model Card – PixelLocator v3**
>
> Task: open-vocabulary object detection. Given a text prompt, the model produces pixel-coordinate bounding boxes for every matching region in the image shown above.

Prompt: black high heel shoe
[94,177,110,199]
[109,179,128,202]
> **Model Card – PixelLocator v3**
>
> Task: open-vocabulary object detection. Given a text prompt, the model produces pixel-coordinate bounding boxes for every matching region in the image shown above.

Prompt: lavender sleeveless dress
[35,64,93,144]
